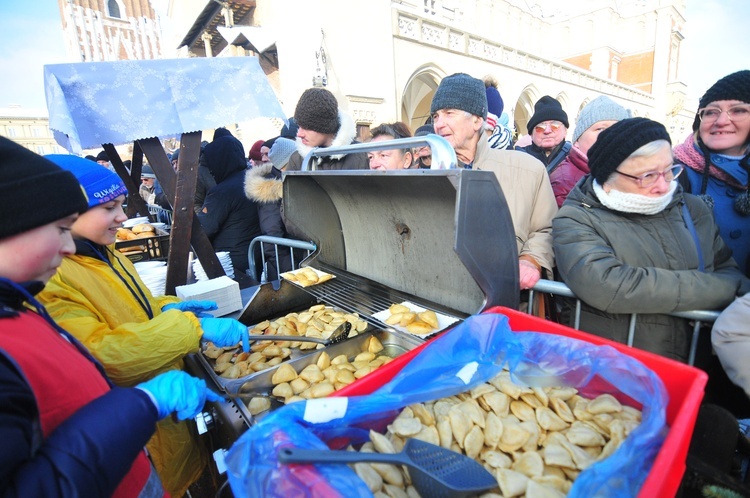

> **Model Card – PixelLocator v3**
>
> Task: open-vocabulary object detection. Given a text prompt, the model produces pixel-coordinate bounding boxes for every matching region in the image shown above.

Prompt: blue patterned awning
[44,57,286,153]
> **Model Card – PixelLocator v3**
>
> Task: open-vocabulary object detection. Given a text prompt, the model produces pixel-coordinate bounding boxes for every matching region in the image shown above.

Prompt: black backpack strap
[546,142,572,174]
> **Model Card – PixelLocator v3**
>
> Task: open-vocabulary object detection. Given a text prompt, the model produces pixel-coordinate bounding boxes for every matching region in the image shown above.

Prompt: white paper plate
[371,301,460,338]
[280,266,335,287]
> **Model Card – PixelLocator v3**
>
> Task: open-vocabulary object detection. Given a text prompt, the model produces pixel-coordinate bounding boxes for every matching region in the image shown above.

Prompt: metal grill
[293,262,469,330]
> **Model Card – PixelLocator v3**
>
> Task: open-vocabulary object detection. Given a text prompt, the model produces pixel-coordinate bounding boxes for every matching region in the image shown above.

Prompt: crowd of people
[1,67,748,496]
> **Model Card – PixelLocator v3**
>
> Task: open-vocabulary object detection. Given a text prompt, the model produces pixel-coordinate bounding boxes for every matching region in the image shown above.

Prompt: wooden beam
[138,134,225,294]
[102,143,151,220]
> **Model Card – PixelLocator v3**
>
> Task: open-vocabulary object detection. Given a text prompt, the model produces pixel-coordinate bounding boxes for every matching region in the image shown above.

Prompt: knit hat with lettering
[46,154,128,209]
[0,137,88,240]
[527,96,569,133]
[588,117,671,185]
[294,88,340,135]
[572,96,631,143]
[431,73,488,120]
[693,70,750,131]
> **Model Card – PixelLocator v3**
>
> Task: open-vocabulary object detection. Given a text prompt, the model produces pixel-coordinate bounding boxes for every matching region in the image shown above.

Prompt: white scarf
[593,180,677,215]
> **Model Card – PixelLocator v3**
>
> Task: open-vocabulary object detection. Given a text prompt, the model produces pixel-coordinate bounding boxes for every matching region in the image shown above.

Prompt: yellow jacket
[38,244,206,497]
[39,246,202,386]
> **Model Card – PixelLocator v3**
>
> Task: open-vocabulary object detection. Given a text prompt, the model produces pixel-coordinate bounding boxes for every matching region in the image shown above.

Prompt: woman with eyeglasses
[367,122,414,170]
[674,70,750,276]
[552,117,748,362]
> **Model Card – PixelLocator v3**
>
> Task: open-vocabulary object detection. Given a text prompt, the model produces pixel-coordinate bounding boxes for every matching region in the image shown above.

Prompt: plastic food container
[335,306,707,498]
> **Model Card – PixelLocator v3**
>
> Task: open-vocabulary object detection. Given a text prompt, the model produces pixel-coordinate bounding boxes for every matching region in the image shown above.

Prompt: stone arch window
[106,0,125,19]
[400,65,446,132]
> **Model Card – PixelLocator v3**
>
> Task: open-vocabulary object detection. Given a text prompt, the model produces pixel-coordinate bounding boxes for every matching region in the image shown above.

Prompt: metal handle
[247,334,329,345]
[278,447,405,466]
[300,135,457,171]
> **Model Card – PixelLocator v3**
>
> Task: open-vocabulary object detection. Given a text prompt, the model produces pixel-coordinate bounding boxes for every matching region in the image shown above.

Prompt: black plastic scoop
[277,438,497,498]
[246,321,351,346]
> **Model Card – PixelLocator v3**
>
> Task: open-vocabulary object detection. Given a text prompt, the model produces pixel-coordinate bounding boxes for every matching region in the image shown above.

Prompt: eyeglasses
[533,121,564,133]
[697,105,750,124]
[615,164,683,187]
[141,177,154,181]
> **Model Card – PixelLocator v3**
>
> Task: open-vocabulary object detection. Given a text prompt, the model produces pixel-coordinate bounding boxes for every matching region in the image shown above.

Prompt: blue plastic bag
[226,312,668,497]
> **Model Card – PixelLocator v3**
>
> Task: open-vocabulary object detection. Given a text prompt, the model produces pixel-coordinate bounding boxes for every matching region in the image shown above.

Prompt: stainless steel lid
[282,168,519,314]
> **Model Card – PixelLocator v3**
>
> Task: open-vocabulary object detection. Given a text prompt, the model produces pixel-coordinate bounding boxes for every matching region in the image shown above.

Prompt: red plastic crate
[336,306,707,498]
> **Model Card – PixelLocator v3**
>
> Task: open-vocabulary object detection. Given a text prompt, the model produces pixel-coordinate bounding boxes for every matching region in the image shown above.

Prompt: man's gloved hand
[200,317,249,352]
[162,300,218,317]
[136,371,224,420]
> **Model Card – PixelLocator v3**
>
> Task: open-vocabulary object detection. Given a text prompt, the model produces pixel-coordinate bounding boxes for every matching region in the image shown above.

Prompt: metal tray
[197,303,373,392]
[228,328,422,423]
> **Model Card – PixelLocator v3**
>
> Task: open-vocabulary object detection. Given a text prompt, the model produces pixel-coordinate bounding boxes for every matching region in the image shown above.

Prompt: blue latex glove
[136,371,224,420]
[200,316,249,352]
[162,300,218,317]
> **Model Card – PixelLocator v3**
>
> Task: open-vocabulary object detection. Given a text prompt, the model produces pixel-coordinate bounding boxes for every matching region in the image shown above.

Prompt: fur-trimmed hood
[295,110,357,162]
[244,163,282,204]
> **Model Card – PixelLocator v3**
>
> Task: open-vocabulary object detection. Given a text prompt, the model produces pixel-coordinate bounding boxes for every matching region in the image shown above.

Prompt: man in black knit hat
[286,88,368,171]
[516,95,572,174]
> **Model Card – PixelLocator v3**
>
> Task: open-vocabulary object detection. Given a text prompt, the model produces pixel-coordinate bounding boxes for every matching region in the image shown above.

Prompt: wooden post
[138,133,225,294]
[103,143,151,219]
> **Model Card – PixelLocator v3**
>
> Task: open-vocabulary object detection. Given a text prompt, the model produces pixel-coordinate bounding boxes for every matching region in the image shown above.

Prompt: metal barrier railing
[248,236,317,283]
[528,279,721,366]
[147,204,173,225]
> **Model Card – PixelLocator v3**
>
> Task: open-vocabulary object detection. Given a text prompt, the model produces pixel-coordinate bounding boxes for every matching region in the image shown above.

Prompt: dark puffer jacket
[197,136,260,275]
[552,175,747,362]
[244,164,306,281]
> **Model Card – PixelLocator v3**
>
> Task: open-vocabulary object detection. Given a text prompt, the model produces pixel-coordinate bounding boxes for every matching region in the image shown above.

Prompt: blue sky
[0,0,747,112]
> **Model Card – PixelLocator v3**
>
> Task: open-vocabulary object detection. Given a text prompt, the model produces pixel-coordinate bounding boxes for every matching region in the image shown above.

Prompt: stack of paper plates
[175,276,242,317]
[134,261,167,296]
[122,216,150,228]
[192,252,235,281]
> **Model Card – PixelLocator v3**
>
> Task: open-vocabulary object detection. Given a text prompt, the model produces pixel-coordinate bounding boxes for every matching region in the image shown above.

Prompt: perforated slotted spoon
[247,321,352,346]
[277,438,497,498]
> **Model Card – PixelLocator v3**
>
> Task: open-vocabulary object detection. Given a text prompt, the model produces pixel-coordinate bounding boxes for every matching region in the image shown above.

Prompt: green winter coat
[553,176,747,362]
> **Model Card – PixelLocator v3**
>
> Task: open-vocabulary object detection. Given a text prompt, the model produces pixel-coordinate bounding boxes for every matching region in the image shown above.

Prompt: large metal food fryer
[186,136,521,477]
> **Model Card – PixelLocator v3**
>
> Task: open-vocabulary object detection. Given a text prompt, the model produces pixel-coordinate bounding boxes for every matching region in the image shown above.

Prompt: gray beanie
[140,165,156,178]
[430,73,488,119]
[268,137,297,169]
[572,96,632,143]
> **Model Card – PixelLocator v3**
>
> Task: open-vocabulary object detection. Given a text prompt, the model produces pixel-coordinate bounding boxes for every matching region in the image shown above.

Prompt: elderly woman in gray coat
[552,117,748,362]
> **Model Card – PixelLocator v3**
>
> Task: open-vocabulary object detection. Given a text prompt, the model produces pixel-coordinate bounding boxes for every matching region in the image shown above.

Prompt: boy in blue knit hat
[37,154,250,497]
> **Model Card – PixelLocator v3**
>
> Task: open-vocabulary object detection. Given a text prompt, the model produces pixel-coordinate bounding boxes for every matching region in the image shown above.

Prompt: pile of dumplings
[203,304,372,380]
[384,303,439,335]
[281,267,333,287]
[250,304,369,351]
[346,370,642,498]
[269,335,394,405]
